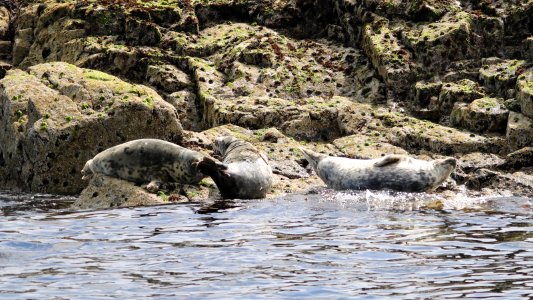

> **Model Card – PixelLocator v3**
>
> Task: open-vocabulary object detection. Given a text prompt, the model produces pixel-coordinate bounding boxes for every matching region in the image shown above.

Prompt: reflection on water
[0,190,532,299]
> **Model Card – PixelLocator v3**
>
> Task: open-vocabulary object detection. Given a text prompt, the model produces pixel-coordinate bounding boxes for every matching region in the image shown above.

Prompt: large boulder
[450,97,509,133]
[479,59,527,97]
[0,62,182,194]
[362,18,415,93]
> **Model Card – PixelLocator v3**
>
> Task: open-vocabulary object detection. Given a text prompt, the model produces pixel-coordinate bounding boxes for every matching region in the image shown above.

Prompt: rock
[167,90,201,131]
[338,102,499,155]
[430,79,485,114]
[333,133,408,159]
[0,60,11,78]
[450,97,509,133]
[0,6,10,40]
[146,64,192,93]
[506,112,533,151]
[362,18,415,93]
[516,70,533,119]
[479,59,527,96]
[413,81,442,107]
[12,27,33,66]
[125,17,161,46]
[523,37,533,61]
[0,62,182,194]
[406,0,453,21]
[72,174,212,210]
[206,95,353,141]
[0,41,11,58]
[458,152,505,172]
[73,175,170,210]
[504,147,533,170]
[465,169,533,198]
[404,12,475,71]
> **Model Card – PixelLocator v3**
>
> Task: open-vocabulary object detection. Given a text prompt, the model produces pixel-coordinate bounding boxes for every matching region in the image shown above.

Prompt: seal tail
[197,157,238,199]
[299,147,327,171]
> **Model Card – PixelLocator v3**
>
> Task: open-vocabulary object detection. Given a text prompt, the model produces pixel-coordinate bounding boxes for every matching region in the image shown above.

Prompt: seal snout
[81,159,93,180]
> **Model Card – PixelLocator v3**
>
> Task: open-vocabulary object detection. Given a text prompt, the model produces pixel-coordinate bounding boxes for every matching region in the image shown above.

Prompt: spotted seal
[197,136,273,199]
[81,139,206,191]
[300,148,456,192]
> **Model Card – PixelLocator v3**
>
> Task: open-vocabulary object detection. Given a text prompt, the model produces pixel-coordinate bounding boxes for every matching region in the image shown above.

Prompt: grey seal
[300,148,456,192]
[197,136,273,199]
[81,139,206,191]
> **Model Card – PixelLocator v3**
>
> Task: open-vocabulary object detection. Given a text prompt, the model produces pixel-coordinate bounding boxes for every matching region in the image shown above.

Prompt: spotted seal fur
[197,136,273,199]
[81,139,206,191]
[300,148,456,192]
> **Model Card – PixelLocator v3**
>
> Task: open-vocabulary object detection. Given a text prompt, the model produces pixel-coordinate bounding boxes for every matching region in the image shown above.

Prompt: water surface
[1,190,532,299]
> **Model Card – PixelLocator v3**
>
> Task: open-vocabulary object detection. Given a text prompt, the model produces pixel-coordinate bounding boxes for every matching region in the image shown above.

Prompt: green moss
[84,70,115,81]
[157,191,169,201]
[39,121,48,131]
[81,103,90,109]
[65,116,74,122]
[143,96,154,108]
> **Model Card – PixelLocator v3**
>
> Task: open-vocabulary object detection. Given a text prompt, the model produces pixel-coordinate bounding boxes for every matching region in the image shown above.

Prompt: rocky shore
[0,0,531,209]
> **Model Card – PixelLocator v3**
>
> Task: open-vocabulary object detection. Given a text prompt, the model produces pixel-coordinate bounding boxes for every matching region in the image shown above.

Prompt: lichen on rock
[0,62,182,194]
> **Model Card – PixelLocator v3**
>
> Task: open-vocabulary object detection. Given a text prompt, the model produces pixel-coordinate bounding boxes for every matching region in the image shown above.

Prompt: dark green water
[1,190,532,299]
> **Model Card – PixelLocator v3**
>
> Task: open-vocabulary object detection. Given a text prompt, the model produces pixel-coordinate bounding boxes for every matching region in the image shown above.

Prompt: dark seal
[81,139,206,191]
[197,136,273,199]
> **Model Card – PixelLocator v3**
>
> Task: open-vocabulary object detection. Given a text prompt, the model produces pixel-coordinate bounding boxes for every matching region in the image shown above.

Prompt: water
[1,190,532,299]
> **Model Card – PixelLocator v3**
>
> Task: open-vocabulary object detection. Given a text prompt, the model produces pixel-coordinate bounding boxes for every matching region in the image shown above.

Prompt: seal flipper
[374,155,404,167]
[197,157,239,199]
[146,179,163,193]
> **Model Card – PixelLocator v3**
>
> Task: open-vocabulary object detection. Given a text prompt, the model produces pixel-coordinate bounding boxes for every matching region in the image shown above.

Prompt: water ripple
[0,190,532,299]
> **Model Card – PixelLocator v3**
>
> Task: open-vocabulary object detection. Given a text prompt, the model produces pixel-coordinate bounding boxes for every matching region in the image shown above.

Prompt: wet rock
[73,174,212,210]
[479,59,527,96]
[73,175,172,210]
[0,62,182,194]
[450,97,509,133]
[516,70,533,119]
[506,112,533,151]
[465,169,533,198]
